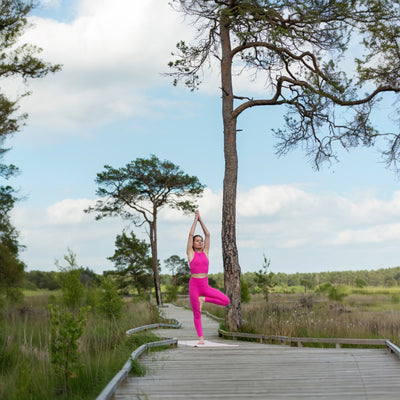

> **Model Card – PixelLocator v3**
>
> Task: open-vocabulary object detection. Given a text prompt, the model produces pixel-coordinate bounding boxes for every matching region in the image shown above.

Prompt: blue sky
[3,0,400,274]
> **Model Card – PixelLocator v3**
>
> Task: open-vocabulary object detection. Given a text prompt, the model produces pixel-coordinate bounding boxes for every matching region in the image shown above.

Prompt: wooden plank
[95,339,178,400]
[116,346,400,399]
[114,305,400,400]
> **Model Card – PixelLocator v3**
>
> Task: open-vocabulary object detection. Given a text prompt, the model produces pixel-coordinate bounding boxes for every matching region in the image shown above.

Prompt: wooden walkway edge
[114,304,400,400]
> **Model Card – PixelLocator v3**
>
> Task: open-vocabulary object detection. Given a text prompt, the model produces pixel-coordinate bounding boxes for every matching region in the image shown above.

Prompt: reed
[0,295,160,400]
[240,293,400,345]
[176,291,400,345]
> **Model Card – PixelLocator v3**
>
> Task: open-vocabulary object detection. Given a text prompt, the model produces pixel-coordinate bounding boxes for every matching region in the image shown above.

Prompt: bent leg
[203,285,230,306]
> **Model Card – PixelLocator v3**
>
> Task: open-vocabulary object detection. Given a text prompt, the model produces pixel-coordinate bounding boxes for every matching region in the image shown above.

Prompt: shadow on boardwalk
[114,304,400,400]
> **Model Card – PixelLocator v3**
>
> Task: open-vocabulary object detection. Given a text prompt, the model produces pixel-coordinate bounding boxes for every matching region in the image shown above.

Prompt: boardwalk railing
[95,312,182,400]
[95,338,177,400]
[386,340,400,358]
[126,319,182,335]
[218,328,400,357]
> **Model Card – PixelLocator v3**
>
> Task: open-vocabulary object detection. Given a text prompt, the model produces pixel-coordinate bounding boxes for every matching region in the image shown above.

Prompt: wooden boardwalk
[114,304,400,400]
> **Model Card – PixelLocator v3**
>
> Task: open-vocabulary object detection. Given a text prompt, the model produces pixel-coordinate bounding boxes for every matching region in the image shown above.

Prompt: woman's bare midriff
[191,273,208,278]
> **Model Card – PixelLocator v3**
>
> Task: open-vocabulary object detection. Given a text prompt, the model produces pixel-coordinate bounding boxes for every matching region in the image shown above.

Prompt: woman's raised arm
[187,210,199,261]
[197,211,210,256]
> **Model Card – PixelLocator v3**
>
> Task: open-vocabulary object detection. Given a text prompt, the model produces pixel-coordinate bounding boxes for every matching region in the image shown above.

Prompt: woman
[187,210,230,345]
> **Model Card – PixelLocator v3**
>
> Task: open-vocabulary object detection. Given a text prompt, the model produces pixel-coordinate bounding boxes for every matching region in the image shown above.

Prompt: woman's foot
[199,296,205,312]
[197,336,205,345]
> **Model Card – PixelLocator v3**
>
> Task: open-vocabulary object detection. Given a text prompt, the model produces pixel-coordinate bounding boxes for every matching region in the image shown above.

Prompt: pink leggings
[189,277,230,337]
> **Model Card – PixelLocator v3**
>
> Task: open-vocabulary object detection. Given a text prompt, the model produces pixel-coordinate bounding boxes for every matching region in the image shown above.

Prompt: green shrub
[59,269,85,309]
[165,284,179,302]
[6,287,24,304]
[97,277,123,319]
[85,287,101,309]
[317,282,332,293]
[49,304,90,395]
[241,278,250,303]
[56,249,85,309]
[328,285,348,301]
[355,278,367,288]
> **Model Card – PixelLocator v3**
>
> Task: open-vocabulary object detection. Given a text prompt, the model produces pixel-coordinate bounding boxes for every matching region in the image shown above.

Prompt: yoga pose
[187,210,230,345]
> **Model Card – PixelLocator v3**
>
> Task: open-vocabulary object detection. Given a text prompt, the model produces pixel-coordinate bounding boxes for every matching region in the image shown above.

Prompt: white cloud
[333,224,400,245]
[13,199,123,272]
[236,186,400,255]
[15,0,286,135]
[46,198,94,224]
[237,184,315,217]
[336,191,400,226]
[30,1,185,74]
[11,0,393,140]
[15,0,196,133]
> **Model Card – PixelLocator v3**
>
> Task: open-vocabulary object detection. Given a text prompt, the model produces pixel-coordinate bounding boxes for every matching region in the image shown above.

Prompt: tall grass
[0,295,160,400]
[177,290,400,345]
[240,293,400,345]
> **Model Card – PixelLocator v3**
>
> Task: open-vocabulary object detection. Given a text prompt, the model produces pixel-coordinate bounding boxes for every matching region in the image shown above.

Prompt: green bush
[49,304,90,395]
[85,287,101,309]
[5,287,23,304]
[165,284,179,302]
[316,282,332,293]
[59,269,85,309]
[328,285,348,301]
[56,249,85,309]
[97,277,123,319]
[241,278,250,303]
[355,278,367,288]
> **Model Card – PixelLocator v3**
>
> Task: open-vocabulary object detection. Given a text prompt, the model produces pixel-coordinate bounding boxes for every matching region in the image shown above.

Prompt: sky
[2,0,400,275]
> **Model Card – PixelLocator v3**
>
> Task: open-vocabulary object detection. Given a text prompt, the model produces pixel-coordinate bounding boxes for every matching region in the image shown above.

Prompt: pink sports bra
[189,251,209,274]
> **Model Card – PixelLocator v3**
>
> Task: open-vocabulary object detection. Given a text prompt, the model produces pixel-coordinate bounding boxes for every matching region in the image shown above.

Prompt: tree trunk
[220,11,241,331]
[150,216,162,306]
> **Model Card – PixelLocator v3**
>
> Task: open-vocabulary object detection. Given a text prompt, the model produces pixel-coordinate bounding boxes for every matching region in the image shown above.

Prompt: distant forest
[25,266,400,293]
[262,266,400,288]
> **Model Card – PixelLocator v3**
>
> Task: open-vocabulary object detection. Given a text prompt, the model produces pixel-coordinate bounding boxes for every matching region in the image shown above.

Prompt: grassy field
[177,286,400,346]
[3,285,400,399]
[0,291,161,400]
